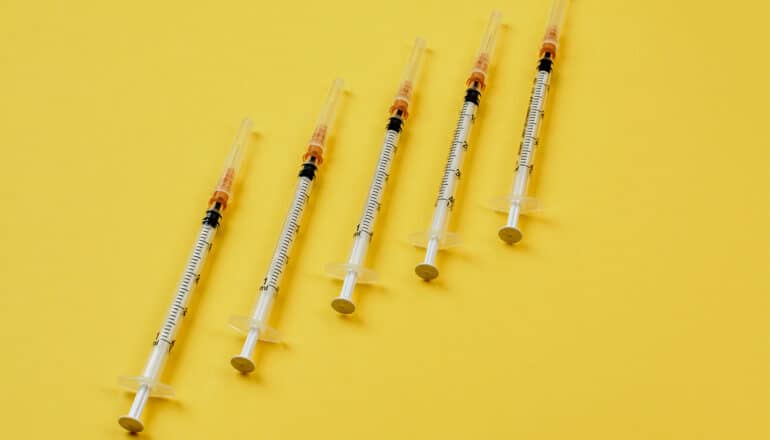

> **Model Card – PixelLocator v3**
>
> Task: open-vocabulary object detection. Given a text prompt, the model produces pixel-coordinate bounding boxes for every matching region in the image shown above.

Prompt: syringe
[118,119,253,433]
[490,0,568,244]
[411,12,502,281]
[230,79,344,373]
[327,38,426,315]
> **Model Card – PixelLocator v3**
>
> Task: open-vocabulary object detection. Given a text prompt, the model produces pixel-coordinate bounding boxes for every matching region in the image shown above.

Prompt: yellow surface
[0,0,767,438]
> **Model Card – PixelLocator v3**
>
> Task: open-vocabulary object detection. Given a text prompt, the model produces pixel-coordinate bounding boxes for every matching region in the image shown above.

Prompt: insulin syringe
[491,0,568,244]
[118,119,252,433]
[411,12,502,281]
[327,38,426,314]
[230,80,344,373]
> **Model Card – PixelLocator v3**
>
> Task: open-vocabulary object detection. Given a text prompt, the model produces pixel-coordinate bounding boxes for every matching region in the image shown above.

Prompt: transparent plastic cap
[392,38,427,110]
[468,11,502,88]
[211,118,253,207]
[308,79,345,151]
[541,0,569,57]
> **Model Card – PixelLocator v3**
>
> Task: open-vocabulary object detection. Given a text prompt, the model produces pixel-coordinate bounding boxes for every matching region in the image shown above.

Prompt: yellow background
[0,0,767,438]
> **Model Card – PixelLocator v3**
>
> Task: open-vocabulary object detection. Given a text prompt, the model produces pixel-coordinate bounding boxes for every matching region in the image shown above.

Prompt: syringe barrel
[141,343,170,381]
[540,0,569,58]
[260,175,313,294]
[251,286,277,323]
[355,128,400,238]
[231,286,279,368]
[391,38,427,118]
[435,99,476,210]
[429,203,451,235]
[155,223,217,346]
[511,67,551,198]
[210,118,253,208]
[348,234,371,265]
[512,167,530,197]
[306,79,345,164]
[467,11,502,90]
